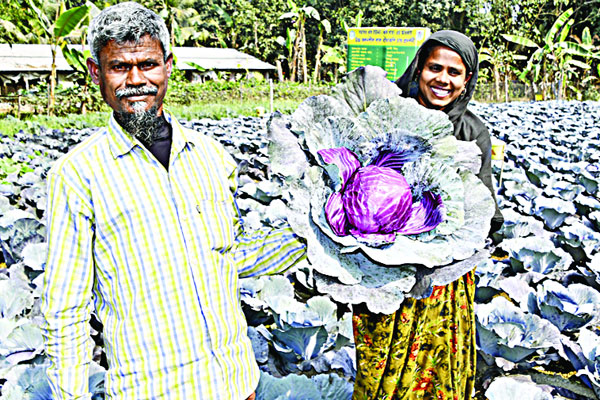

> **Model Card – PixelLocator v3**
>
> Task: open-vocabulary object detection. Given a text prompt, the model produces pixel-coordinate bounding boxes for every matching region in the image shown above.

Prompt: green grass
[170,98,313,120]
[0,112,111,137]
[0,99,304,137]
[166,79,331,119]
[0,80,331,136]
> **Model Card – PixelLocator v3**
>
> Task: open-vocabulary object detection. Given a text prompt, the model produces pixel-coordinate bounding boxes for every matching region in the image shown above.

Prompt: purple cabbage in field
[319,147,444,244]
[268,66,495,313]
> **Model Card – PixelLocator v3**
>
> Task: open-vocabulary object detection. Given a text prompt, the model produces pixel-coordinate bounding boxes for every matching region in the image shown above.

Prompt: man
[41,3,305,399]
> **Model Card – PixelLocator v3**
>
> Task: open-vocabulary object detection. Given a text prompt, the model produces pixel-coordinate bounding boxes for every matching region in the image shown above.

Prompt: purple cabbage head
[319,147,444,244]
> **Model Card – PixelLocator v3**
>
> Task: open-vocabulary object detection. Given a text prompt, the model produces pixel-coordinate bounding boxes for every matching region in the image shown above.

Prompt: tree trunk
[313,32,323,83]
[504,71,509,102]
[290,29,301,82]
[276,60,284,82]
[171,15,175,49]
[231,31,237,48]
[49,46,56,116]
[558,74,564,101]
[301,20,308,84]
[290,20,305,83]
[253,22,259,51]
[494,65,501,102]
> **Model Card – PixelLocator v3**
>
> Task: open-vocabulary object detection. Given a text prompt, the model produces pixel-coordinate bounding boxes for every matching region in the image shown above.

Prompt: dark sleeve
[464,111,504,234]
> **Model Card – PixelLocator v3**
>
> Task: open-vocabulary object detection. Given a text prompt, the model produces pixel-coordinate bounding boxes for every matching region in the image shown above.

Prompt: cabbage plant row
[471,100,600,400]
[1,101,600,400]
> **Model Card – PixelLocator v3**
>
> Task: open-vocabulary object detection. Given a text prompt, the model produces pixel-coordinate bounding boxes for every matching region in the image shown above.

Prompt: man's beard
[114,86,165,146]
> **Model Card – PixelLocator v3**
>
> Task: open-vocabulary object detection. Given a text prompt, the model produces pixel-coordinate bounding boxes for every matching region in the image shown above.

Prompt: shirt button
[196,204,202,214]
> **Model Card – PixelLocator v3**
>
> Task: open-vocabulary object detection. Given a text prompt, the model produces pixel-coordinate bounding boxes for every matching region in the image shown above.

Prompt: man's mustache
[116,86,158,99]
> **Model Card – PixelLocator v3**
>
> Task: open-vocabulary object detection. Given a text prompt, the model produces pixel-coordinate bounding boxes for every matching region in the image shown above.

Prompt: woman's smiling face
[417,45,472,110]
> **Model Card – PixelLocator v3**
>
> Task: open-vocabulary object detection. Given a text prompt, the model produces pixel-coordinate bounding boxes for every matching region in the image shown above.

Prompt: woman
[352,30,503,400]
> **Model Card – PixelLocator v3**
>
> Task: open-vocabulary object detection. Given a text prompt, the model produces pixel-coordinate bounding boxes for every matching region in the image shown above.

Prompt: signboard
[491,137,506,191]
[347,27,431,81]
[491,138,506,161]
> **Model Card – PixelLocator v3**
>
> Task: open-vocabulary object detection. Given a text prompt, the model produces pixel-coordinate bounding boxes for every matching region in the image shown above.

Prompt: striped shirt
[41,111,306,399]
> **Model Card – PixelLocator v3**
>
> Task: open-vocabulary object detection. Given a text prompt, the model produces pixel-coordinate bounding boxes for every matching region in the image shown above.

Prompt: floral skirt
[352,270,476,400]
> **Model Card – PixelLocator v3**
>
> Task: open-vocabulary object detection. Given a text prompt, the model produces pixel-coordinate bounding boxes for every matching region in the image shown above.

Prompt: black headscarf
[396,30,504,233]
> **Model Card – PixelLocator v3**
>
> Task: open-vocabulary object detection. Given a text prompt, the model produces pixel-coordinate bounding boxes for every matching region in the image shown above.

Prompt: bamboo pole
[269,78,274,114]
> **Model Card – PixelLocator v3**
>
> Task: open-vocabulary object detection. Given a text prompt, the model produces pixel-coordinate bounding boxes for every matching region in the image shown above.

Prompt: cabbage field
[1,100,600,399]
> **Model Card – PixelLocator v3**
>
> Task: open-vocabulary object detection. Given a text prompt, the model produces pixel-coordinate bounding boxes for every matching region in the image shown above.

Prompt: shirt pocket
[193,198,237,253]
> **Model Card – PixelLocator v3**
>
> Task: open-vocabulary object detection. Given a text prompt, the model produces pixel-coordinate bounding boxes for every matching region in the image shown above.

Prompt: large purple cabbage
[319,147,444,244]
[267,66,495,313]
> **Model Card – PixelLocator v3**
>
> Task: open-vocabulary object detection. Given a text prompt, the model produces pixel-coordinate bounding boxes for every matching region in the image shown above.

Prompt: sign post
[347,27,431,81]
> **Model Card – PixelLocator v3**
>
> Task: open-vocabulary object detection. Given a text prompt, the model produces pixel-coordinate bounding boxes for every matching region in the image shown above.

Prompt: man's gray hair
[87,2,170,64]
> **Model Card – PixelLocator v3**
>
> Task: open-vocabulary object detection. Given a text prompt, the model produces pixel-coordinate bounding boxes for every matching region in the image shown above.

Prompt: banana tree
[140,0,200,48]
[479,44,527,101]
[312,19,330,83]
[320,44,345,83]
[0,1,41,44]
[556,47,596,99]
[0,19,35,43]
[27,0,90,115]
[561,27,600,98]
[61,43,97,113]
[279,0,320,83]
[276,27,296,81]
[211,4,234,48]
[502,8,574,97]
[502,8,597,100]
[340,9,363,34]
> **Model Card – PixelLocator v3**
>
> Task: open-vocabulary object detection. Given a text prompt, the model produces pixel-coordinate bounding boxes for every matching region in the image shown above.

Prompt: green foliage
[0,78,330,136]
[465,0,600,99]
[0,111,111,138]
[2,0,600,99]
[10,81,107,117]
[19,0,92,115]
[0,0,48,43]
[168,74,329,100]
[166,73,330,117]
[54,3,89,38]
[61,45,90,75]
[0,157,34,183]
[0,3,37,44]
[190,0,288,63]
[143,0,201,47]
[278,0,322,83]
[502,8,600,99]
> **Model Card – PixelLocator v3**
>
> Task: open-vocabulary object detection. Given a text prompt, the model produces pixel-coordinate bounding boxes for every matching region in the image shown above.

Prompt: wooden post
[269,78,274,114]
[498,156,505,191]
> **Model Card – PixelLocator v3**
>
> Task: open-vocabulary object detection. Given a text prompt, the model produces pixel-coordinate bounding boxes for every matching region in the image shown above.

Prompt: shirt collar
[107,109,202,159]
